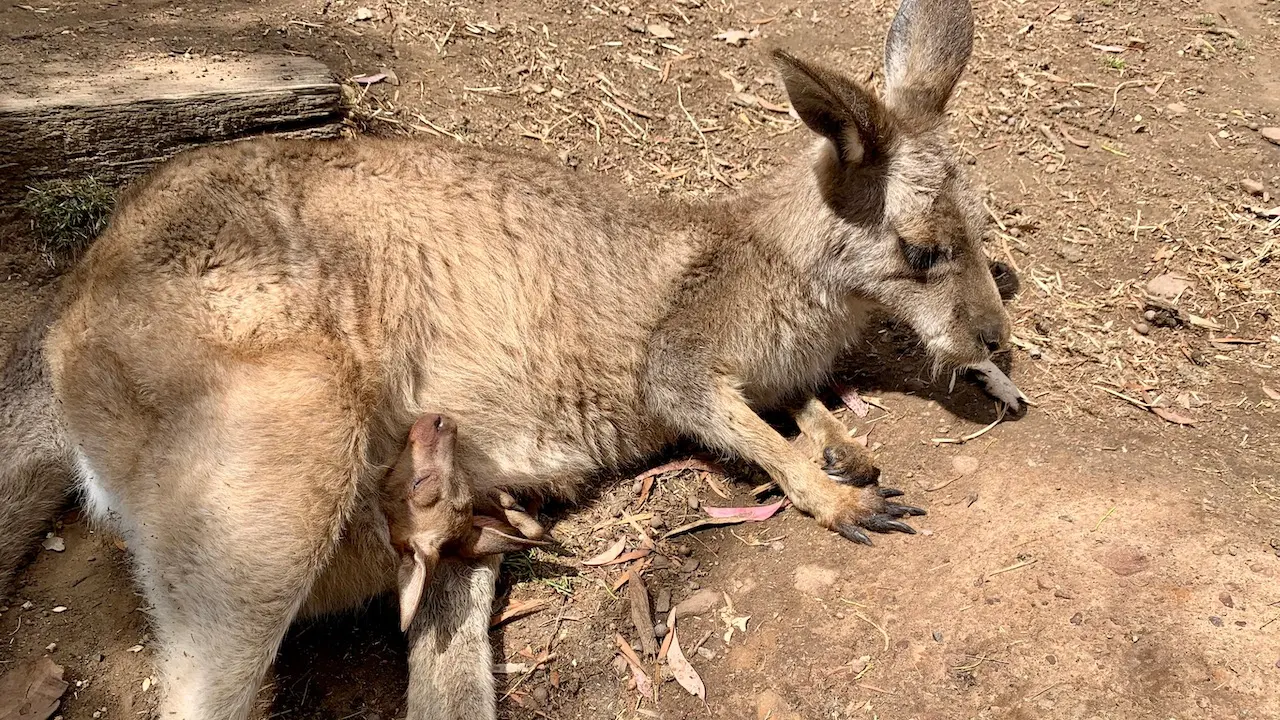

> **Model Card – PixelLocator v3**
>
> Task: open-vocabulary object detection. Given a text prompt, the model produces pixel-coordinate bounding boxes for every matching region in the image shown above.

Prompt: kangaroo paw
[827,484,926,547]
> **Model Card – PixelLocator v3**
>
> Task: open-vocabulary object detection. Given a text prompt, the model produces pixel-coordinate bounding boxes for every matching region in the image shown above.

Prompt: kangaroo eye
[899,238,952,273]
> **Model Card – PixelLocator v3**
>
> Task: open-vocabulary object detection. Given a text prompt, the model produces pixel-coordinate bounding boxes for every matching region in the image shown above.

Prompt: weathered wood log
[0,54,345,208]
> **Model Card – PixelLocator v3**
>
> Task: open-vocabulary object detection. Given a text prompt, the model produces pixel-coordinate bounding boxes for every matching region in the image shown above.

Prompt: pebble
[648,513,665,530]
[1220,592,1234,608]
[1143,309,1157,321]
[1241,178,1266,196]
[1166,102,1189,116]
[655,588,672,614]
[1262,127,1280,146]
[531,686,549,705]
[46,643,57,652]
[653,622,668,639]
[686,495,700,510]
[1070,612,1084,625]
[1209,616,1224,627]
[681,558,700,573]
[932,631,944,642]
[793,565,839,594]
[1135,322,1150,335]
[672,588,721,619]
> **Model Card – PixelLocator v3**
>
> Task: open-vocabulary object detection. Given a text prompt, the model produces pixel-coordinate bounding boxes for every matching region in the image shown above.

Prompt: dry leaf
[0,657,67,720]
[1188,314,1223,331]
[839,387,871,418]
[713,29,750,46]
[703,499,785,521]
[596,548,652,567]
[1151,407,1196,426]
[647,24,675,39]
[665,621,706,702]
[1263,386,1280,401]
[613,633,653,700]
[633,458,724,484]
[581,536,627,566]
[755,97,792,113]
[969,360,1027,411]
[352,73,387,85]
[40,536,64,553]
[490,597,555,628]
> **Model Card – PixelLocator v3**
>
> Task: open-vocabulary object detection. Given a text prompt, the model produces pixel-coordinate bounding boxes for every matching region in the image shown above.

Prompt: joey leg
[405,556,500,720]
[654,378,922,545]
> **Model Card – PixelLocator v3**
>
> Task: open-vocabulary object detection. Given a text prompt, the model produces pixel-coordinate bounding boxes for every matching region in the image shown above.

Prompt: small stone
[42,535,66,552]
[1143,309,1157,321]
[1242,178,1266,196]
[686,495,700,510]
[655,589,672,614]
[932,631,943,642]
[531,685,549,705]
[1098,546,1149,576]
[1054,589,1075,600]
[1219,592,1234,608]
[632,480,643,493]
[1070,612,1084,625]
[672,588,721,619]
[52,606,67,613]
[1057,245,1085,263]
[353,6,374,21]
[1146,273,1194,302]
[1262,127,1280,146]
[649,554,670,570]
[951,455,980,476]
[46,643,57,652]
[1166,102,1189,116]
[625,21,645,33]
[21,601,34,610]
[653,622,668,639]
[1209,616,1224,627]
[1135,322,1150,335]
[676,544,692,556]
[681,558,700,573]
[793,565,839,594]
[648,513,665,529]
[756,690,802,720]
[1071,12,1086,22]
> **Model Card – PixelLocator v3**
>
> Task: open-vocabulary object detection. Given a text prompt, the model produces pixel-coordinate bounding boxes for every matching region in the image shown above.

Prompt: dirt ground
[2,0,1279,718]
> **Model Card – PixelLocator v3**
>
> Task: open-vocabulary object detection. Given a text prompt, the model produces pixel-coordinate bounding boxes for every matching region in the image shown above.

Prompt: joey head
[381,414,546,632]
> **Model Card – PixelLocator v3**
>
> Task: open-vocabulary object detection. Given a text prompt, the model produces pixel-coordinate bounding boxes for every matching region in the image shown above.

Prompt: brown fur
[1,1,1007,716]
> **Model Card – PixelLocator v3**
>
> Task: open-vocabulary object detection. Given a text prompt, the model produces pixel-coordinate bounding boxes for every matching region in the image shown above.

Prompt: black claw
[894,504,927,517]
[862,514,918,534]
[877,487,905,498]
[837,525,875,546]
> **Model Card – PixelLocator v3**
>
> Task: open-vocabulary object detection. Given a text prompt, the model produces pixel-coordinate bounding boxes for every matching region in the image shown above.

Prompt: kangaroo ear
[773,49,888,167]
[883,0,974,118]
[396,544,439,633]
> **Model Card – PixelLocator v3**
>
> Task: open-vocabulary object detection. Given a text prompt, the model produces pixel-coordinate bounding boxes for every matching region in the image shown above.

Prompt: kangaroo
[0,0,1009,717]
[381,412,545,633]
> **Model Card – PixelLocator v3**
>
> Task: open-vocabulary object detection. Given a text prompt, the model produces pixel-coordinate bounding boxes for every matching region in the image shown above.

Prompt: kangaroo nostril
[979,324,1005,353]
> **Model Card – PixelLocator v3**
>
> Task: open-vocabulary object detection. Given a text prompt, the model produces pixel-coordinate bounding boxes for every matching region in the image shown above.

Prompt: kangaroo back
[0,299,74,594]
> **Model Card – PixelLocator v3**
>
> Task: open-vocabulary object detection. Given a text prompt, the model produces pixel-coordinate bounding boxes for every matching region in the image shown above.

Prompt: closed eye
[899,237,953,273]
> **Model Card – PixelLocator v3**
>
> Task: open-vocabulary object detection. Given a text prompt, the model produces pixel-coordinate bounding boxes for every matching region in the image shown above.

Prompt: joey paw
[822,445,881,487]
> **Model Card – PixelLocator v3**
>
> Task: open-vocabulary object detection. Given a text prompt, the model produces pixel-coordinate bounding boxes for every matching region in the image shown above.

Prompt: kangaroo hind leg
[123,357,368,720]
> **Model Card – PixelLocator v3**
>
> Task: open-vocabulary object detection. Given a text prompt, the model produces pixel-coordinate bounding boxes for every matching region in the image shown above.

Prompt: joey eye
[899,237,952,273]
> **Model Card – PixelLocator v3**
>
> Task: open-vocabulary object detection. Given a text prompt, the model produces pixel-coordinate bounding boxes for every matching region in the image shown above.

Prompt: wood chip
[628,573,657,657]
[0,657,67,720]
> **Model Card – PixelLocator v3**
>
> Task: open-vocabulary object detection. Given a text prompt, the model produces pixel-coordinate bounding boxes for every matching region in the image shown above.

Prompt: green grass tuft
[20,177,115,266]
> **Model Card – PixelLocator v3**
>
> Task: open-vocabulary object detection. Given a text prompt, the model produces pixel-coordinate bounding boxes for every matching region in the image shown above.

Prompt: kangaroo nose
[979,321,1006,354]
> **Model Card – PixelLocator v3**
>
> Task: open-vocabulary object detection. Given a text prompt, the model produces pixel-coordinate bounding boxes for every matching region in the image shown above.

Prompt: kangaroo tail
[0,300,74,596]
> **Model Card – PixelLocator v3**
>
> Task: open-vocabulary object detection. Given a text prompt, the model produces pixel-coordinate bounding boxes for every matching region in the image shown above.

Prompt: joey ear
[396,545,439,633]
[883,0,974,118]
[772,49,887,167]
[464,518,549,558]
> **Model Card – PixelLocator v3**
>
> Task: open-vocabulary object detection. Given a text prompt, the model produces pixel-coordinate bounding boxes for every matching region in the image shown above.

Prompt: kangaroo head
[775,0,1010,370]
[383,413,541,632]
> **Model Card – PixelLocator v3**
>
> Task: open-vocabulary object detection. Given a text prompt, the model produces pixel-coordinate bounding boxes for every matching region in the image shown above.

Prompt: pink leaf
[839,387,871,418]
[352,72,387,85]
[581,536,627,566]
[703,499,786,521]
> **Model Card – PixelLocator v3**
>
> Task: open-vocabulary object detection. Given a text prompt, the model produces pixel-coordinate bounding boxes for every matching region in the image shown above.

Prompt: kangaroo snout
[977,314,1009,354]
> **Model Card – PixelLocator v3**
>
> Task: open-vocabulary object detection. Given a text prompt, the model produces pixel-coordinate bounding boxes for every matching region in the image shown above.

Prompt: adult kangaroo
[0,0,1007,717]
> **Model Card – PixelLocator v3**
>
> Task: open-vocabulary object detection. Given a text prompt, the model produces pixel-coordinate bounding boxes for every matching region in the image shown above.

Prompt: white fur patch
[74,447,122,526]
